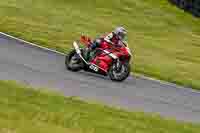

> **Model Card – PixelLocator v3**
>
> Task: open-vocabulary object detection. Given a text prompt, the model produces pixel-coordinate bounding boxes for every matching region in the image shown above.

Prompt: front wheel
[108,62,131,82]
[65,49,83,72]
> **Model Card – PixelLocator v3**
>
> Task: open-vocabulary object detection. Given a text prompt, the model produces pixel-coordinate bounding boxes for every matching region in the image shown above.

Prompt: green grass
[0,0,200,89]
[0,80,200,133]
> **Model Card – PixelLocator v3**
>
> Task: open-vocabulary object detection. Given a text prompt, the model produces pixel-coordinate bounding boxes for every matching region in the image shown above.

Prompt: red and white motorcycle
[65,35,133,81]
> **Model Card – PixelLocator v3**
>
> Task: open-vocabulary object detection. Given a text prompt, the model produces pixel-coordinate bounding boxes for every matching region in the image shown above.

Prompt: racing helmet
[113,26,127,40]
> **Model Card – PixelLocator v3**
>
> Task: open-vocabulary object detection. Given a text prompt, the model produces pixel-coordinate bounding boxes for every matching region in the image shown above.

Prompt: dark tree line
[169,0,200,17]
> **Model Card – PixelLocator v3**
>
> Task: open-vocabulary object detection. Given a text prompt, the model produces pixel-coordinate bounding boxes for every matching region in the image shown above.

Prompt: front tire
[65,49,83,72]
[108,62,131,82]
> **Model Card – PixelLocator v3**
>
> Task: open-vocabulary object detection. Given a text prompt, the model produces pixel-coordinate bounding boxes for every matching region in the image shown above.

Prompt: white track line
[1,32,199,94]
[0,32,65,55]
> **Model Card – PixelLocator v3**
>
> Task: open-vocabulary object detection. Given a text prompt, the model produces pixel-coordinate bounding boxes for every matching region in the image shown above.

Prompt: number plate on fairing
[89,64,99,72]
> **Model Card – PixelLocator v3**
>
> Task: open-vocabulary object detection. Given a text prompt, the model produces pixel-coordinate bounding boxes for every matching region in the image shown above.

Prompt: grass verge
[0,80,200,133]
[0,0,200,89]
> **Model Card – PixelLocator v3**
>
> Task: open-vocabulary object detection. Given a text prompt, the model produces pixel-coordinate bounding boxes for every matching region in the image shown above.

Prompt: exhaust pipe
[73,41,88,64]
[73,41,81,54]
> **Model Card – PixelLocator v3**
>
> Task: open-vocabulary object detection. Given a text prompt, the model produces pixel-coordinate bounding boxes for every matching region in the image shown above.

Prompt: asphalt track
[0,33,200,123]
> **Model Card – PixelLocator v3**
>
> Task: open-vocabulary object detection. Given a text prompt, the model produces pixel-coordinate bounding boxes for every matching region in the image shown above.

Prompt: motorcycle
[65,35,133,81]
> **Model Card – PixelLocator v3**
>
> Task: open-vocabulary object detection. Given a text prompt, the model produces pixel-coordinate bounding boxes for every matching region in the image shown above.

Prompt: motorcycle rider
[84,26,128,61]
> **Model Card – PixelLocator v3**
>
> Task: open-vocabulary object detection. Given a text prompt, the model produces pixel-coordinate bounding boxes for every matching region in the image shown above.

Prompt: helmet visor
[118,32,126,40]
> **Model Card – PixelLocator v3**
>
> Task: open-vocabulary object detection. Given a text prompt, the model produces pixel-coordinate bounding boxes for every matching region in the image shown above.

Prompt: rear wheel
[108,62,131,82]
[65,50,83,72]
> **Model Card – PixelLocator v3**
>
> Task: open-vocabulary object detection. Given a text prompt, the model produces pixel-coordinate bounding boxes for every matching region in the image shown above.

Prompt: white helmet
[113,26,127,40]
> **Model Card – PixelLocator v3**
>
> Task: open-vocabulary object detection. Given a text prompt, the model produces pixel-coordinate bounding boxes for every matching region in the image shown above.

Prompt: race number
[89,64,99,72]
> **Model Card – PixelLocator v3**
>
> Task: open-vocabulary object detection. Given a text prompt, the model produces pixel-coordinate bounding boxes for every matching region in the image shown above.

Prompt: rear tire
[65,50,83,72]
[108,62,131,82]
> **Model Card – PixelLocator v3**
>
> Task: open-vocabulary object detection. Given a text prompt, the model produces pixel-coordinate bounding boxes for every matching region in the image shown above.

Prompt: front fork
[114,59,122,72]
